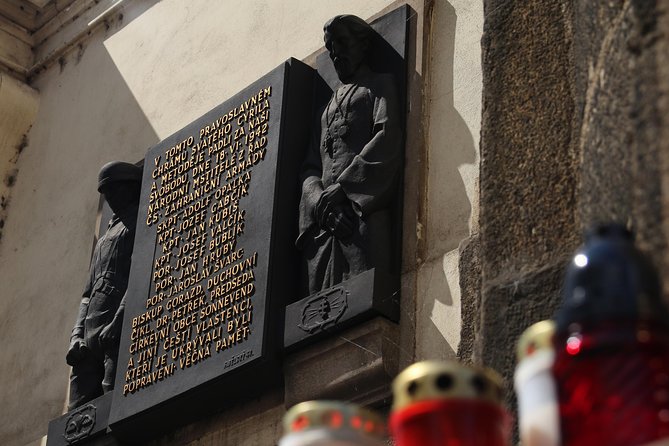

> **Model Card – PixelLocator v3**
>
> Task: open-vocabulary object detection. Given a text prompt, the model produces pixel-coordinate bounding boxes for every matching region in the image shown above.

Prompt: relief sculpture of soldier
[297,15,402,295]
[65,161,141,409]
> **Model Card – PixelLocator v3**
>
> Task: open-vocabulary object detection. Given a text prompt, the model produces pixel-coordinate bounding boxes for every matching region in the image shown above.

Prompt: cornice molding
[0,0,126,81]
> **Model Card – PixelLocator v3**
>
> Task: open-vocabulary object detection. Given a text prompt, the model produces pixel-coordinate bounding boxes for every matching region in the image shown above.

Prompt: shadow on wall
[416,2,480,361]
[427,1,477,258]
[0,17,161,446]
[417,252,459,361]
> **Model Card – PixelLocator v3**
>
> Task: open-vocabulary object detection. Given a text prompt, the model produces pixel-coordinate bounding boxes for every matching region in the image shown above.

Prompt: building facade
[0,0,667,445]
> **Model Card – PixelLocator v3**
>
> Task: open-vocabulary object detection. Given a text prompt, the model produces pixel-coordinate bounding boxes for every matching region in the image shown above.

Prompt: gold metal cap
[516,320,556,362]
[391,360,505,411]
[283,400,385,438]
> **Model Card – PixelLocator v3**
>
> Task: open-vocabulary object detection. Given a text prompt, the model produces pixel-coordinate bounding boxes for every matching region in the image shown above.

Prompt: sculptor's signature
[224,349,254,369]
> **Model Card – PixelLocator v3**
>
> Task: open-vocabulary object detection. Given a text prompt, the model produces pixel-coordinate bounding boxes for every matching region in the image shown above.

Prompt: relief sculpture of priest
[297,15,402,296]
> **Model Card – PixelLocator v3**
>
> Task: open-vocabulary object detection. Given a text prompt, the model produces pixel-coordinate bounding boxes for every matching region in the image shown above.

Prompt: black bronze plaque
[108,59,313,436]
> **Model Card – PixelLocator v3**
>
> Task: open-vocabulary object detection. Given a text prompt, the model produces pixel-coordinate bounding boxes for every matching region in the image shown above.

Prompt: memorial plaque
[109,58,313,438]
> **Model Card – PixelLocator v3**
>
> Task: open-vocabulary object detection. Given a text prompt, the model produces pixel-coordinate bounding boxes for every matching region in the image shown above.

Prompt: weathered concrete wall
[0,18,160,446]
[0,74,38,243]
[0,1,483,445]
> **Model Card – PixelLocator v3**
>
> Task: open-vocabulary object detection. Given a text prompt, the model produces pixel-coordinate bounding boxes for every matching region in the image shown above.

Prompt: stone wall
[476,0,579,385]
[476,0,669,429]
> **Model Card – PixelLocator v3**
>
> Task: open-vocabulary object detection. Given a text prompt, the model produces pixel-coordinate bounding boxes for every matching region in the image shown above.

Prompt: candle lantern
[389,360,511,446]
[553,224,669,446]
[279,400,387,446]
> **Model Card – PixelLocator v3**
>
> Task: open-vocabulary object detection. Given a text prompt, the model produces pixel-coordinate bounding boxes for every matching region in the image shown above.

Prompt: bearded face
[324,25,368,83]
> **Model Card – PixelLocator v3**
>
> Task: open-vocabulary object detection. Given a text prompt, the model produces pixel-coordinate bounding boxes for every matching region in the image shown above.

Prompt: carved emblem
[63,404,96,444]
[299,286,348,333]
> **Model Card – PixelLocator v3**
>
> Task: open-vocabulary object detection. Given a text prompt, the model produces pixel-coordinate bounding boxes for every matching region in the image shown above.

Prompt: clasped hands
[316,184,355,240]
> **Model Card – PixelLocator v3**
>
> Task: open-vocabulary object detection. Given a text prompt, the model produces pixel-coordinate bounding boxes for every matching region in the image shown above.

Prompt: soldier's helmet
[97,161,142,192]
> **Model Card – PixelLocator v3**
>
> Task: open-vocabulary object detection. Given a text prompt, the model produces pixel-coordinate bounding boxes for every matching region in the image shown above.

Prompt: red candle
[389,360,511,446]
[552,224,669,446]
[279,400,387,446]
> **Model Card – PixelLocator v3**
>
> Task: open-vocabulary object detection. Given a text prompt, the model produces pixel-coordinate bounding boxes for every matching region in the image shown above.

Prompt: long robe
[297,70,402,296]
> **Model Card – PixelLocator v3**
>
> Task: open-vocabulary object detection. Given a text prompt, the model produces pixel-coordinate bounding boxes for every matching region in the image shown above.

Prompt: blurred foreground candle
[389,360,511,446]
[279,400,387,446]
[514,320,560,446]
[553,224,669,446]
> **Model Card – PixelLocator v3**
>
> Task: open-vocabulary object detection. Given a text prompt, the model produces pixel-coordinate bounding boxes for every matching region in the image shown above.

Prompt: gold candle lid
[283,400,385,438]
[516,320,556,362]
[392,360,505,411]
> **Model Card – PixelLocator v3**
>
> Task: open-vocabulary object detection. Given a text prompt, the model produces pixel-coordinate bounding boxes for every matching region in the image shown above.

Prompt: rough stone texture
[659,0,669,298]
[479,0,669,359]
[478,0,669,439]
[456,234,481,365]
[575,0,667,270]
[574,2,635,224]
[625,0,667,274]
[479,2,578,439]
[480,261,566,402]
[479,0,579,284]
[479,260,566,445]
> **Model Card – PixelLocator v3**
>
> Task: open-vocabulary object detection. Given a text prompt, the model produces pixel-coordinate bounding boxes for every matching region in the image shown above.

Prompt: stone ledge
[284,268,400,350]
[284,317,400,408]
